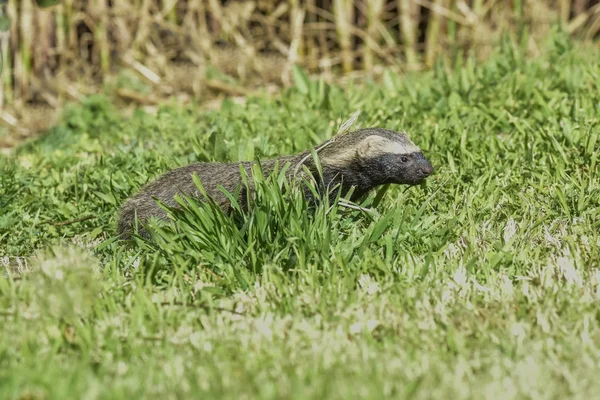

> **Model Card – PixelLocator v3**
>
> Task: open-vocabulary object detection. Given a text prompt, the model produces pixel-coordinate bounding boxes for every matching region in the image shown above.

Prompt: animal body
[117,128,434,239]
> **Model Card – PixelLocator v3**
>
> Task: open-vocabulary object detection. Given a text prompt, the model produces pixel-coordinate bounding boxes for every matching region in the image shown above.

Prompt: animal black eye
[401,156,409,163]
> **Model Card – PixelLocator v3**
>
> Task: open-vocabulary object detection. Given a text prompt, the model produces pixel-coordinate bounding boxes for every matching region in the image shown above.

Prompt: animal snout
[419,162,434,177]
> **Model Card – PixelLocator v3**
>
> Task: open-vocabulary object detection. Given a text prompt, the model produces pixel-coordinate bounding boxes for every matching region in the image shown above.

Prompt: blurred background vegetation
[0,0,598,146]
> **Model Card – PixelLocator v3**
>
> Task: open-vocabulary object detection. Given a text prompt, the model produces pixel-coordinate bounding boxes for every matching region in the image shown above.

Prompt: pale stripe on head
[322,133,422,167]
[357,135,421,158]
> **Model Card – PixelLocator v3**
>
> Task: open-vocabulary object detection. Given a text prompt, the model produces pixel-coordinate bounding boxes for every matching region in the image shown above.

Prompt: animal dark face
[318,129,434,195]
[376,151,434,185]
[351,132,434,186]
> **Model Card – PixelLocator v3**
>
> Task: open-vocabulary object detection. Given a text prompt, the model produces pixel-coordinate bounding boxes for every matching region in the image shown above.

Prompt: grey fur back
[117,154,303,239]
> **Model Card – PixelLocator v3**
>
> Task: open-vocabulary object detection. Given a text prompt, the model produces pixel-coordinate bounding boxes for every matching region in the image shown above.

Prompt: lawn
[1,32,599,399]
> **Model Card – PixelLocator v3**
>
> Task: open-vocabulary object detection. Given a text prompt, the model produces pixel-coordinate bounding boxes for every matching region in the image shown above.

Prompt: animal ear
[356,136,389,158]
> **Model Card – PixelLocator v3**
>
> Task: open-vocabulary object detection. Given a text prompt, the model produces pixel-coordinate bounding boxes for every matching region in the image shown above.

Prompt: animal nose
[419,163,434,177]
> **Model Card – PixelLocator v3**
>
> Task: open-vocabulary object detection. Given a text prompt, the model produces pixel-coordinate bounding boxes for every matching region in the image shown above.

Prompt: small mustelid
[117,128,434,239]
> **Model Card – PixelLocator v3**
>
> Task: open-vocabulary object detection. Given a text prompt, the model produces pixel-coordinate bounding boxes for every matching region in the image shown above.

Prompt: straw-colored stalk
[304,0,319,71]
[399,0,419,67]
[333,0,354,73]
[16,0,34,105]
[585,7,600,40]
[36,10,53,60]
[289,0,303,61]
[287,0,306,83]
[54,5,66,59]
[190,0,212,53]
[164,0,178,24]
[559,0,572,26]
[0,32,10,107]
[132,0,152,52]
[364,0,384,71]
[92,0,110,74]
[425,0,445,67]
[63,0,75,48]
[1,6,13,106]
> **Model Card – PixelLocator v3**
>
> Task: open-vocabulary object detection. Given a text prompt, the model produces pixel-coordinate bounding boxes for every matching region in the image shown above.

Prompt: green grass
[1,31,600,399]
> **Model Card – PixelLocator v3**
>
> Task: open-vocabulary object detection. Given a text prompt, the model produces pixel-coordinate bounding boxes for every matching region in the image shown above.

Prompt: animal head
[318,128,434,186]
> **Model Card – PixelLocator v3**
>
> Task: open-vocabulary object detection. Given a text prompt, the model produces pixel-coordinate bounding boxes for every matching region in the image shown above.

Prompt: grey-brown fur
[117,128,434,239]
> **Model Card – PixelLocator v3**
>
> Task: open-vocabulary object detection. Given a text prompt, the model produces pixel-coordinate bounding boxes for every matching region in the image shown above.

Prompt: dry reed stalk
[303,3,335,76]
[0,5,12,106]
[311,20,401,70]
[303,0,317,71]
[425,0,445,67]
[399,0,420,67]
[65,0,77,51]
[120,53,160,85]
[163,0,178,24]
[111,1,134,59]
[446,0,456,53]
[307,3,401,70]
[54,4,65,64]
[333,0,354,73]
[559,0,572,26]
[7,0,18,100]
[364,0,384,71]
[132,0,152,53]
[574,0,587,15]
[0,32,10,107]
[286,0,306,84]
[91,0,110,75]
[415,0,471,25]
[309,0,331,72]
[34,5,53,75]
[455,1,477,24]
[191,0,212,53]
[566,1,599,34]
[16,0,33,106]
[585,4,600,39]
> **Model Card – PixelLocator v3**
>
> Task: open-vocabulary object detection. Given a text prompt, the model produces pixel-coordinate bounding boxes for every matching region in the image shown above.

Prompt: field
[1,32,600,399]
